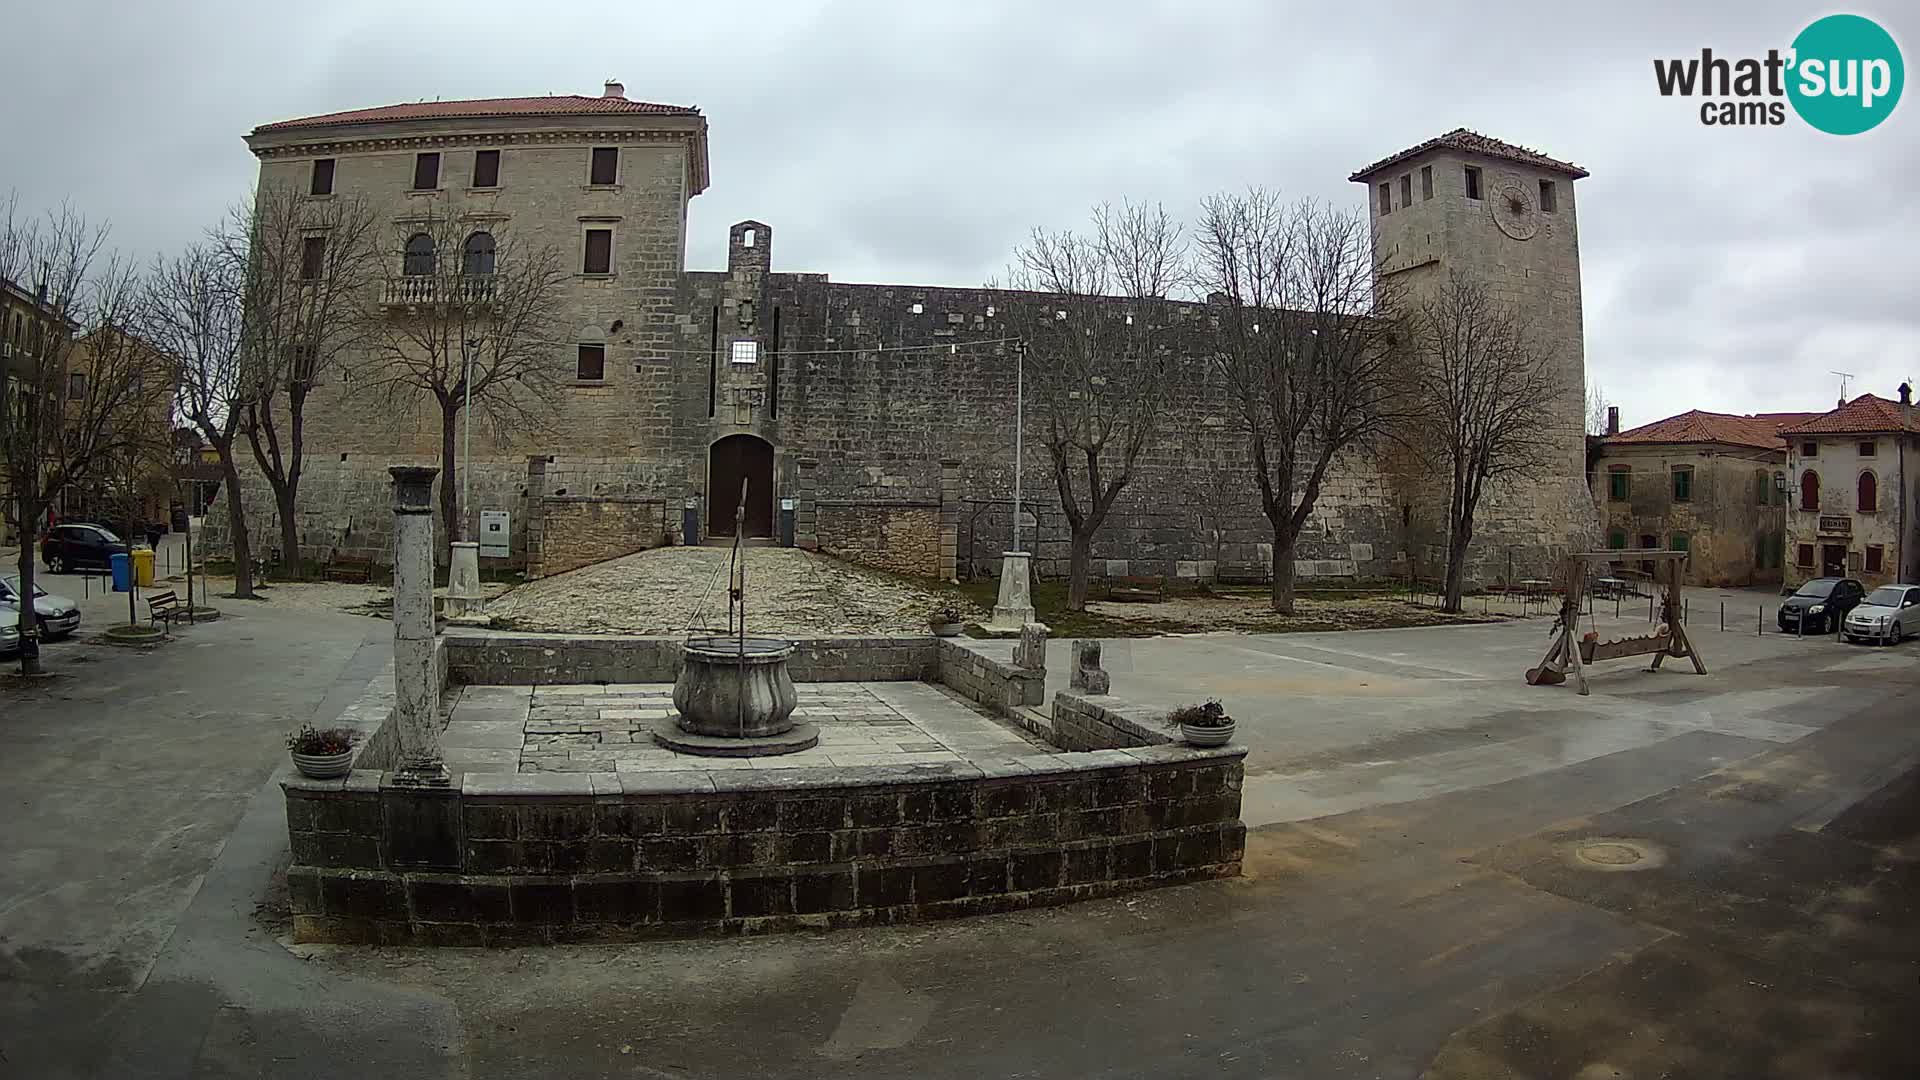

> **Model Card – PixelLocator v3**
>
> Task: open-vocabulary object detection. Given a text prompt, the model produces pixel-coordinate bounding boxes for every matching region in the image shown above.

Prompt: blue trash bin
[111,552,132,592]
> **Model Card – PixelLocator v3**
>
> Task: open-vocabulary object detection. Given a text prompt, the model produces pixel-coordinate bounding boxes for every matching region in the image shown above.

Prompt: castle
[220,83,1597,583]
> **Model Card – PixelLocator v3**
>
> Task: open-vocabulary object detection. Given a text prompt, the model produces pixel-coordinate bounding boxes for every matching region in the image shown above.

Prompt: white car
[1842,584,1920,645]
[0,575,82,639]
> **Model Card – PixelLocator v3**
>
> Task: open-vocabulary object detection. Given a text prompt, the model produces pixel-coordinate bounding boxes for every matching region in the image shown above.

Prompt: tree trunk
[275,484,302,580]
[220,455,256,599]
[1442,525,1471,613]
[439,400,460,557]
[1269,523,1297,614]
[14,505,43,675]
[1066,530,1093,612]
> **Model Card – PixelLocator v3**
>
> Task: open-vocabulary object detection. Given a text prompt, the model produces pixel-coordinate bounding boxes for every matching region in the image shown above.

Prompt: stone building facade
[1588,409,1815,587]
[213,93,1597,585]
[1781,390,1920,589]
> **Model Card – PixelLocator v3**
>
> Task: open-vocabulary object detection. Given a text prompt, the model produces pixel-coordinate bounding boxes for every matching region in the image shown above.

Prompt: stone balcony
[381,276,496,308]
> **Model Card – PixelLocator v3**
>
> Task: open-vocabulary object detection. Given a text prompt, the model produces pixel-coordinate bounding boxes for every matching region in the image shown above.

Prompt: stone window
[1607,466,1629,501]
[1377,183,1391,215]
[472,150,501,188]
[582,229,612,275]
[1421,165,1433,200]
[310,158,335,196]
[576,344,605,382]
[731,340,758,365]
[1539,179,1557,212]
[412,152,440,191]
[1800,470,1820,511]
[1464,165,1482,200]
[462,232,496,276]
[590,147,619,186]
[1671,465,1693,502]
[1858,440,1876,457]
[1866,545,1884,573]
[1399,174,1411,207]
[1796,543,1814,567]
[403,233,435,276]
[300,236,325,281]
[1858,470,1878,512]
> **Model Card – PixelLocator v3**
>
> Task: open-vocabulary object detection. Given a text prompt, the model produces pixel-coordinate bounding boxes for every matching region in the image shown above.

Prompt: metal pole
[1012,341,1024,554]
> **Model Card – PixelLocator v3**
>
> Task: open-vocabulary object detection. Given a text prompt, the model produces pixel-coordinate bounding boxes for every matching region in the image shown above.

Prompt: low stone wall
[1051,691,1173,751]
[816,500,941,578]
[285,745,1244,944]
[936,637,1043,718]
[442,631,939,685]
[529,496,668,579]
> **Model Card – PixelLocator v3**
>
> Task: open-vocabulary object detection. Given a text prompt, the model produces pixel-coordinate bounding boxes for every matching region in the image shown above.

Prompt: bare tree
[1405,269,1571,612]
[1196,190,1407,613]
[223,185,381,577]
[1,195,167,673]
[999,201,1186,610]
[362,208,569,556]
[142,242,258,598]
[1585,378,1610,436]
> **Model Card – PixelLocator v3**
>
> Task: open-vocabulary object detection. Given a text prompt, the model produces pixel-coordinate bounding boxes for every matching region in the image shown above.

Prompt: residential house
[1590,407,1819,586]
[1782,387,1920,588]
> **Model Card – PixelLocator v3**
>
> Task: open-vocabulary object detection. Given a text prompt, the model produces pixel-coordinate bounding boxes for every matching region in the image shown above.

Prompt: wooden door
[708,435,774,537]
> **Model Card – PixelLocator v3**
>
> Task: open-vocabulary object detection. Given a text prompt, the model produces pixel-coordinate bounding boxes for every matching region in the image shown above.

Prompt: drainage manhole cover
[1565,838,1666,872]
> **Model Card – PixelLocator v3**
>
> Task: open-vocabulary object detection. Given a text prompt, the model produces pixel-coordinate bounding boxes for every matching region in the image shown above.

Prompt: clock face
[1490,177,1539,240]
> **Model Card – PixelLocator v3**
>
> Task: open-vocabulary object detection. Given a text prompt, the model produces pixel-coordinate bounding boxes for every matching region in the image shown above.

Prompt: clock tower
[1350,129,1598,575]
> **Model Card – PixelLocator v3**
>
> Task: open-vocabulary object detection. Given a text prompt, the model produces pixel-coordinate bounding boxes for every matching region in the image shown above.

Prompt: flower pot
[930,622,964,638]
[291,748,354,779]
[1180,720,1236,747]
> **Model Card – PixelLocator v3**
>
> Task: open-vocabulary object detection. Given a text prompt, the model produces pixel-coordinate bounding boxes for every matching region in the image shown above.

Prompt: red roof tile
[1603,409,1819,451]
[1349,128,1589,182]
[254,95,699,134]
[1780,393,1920,435]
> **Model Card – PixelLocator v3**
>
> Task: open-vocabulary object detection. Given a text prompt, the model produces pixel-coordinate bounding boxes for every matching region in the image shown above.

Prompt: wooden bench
[147,590,183,630]
[1103,574,1167,602]
[323,552,375,583]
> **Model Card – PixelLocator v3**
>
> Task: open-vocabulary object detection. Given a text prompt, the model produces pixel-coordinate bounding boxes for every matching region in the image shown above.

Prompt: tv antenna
[1830,370,1855,405]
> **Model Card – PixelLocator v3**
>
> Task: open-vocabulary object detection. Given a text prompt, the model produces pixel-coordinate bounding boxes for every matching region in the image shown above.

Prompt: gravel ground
[488,547,975,636]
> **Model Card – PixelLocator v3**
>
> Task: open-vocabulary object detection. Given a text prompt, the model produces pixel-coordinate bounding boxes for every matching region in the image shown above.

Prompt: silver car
[1842,584,1920,645]
[0,575,82,639]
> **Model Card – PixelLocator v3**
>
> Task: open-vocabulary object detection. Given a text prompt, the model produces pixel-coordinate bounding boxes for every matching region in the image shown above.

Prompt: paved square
[439,680,1057,774]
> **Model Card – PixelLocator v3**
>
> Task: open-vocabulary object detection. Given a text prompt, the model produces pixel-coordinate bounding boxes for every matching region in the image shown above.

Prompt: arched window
[1858,471,1878,512]
[462,231,496,276]
[1800,470,1820,511]
[403,233,435,276]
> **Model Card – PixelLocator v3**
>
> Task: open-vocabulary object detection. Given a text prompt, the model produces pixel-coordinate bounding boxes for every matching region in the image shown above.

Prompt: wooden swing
[1525,551,1707,696]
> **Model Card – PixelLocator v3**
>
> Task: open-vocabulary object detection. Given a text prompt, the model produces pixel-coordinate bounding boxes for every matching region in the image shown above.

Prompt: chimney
[1605,405,1620,436]
[602,80,625,100]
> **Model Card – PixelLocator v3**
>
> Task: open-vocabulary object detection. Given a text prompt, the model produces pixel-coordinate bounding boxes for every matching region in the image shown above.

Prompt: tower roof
[1349,128,1589,182]
[252,94,700,134]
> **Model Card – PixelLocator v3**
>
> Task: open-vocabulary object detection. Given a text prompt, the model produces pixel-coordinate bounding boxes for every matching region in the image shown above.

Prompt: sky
[2,0,1914,428]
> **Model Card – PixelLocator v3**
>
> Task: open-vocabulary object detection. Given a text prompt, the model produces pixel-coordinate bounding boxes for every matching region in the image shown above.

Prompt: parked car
[39,523,128,573]
[1,602,19,658]
[1777,577,1866,634]
[0,576,81,639]
[1842,584,1920,645]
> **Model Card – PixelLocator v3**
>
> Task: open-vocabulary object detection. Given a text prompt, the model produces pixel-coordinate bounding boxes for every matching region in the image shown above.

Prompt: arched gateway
[708,434,774,538]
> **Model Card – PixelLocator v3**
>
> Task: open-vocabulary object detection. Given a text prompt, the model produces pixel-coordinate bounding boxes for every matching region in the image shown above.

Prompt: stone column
[938,458,960,583]
[389,466,448,787]
[523,455,549,579]
[795,457,819,552]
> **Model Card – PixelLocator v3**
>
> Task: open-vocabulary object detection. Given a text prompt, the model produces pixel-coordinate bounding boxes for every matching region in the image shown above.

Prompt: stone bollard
[1070,639,1109,695]
[1014,623,1047,672]
[389,466,448,787]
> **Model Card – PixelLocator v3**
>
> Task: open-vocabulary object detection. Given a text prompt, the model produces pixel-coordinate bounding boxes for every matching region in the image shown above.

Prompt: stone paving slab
[439,680,1055,775]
